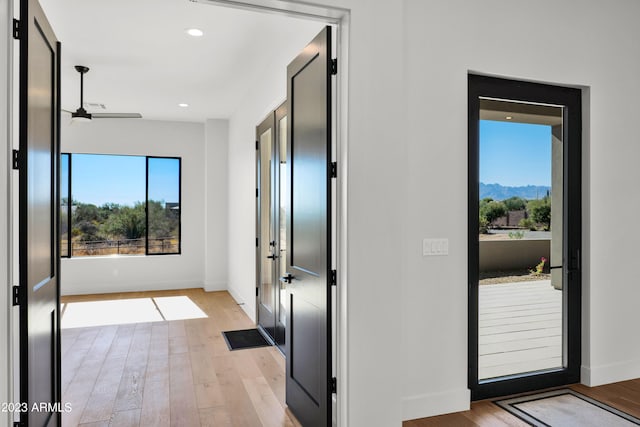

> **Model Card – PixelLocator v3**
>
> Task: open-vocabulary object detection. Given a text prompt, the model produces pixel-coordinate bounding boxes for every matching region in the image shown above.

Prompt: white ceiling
[39,0,324,123]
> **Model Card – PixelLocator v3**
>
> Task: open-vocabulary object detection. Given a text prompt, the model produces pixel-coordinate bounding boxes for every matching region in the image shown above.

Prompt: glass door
[275,103,288,353]
[468,75,582,400]
[257,114,276,340]
[256,102,288,354]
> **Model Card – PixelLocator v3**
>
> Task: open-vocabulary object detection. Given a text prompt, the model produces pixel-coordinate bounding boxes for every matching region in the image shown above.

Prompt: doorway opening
[468,74,582,400]
[12,2,346,426]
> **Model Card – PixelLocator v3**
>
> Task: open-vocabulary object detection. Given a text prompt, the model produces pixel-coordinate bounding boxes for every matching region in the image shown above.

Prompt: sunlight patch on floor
[61,296,208,329]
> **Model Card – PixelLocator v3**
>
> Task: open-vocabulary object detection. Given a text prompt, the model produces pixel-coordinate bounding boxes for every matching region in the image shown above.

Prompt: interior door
[257,114,277,340]
[284,26,333,427]
[17,0,61,425]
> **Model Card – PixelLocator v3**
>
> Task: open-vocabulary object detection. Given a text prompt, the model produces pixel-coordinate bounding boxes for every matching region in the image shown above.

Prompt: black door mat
[222,328,272,351]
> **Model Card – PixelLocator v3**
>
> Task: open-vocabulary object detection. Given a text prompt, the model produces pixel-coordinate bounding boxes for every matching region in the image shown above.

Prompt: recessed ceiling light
[185,28,204,37]
[505,116,513,120]
[178,103,189,108]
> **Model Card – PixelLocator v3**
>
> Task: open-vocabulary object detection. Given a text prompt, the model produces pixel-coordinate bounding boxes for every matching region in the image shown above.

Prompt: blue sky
[480,120,552,187]
[68,154,179,206]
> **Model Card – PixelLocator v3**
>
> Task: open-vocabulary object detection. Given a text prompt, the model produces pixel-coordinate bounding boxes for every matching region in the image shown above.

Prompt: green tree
[73,202,102,223]
[480,200,507,224]
[147,200,178,238]
[103,203,146,240]
[527,198,551,230]
[504,196,527,211]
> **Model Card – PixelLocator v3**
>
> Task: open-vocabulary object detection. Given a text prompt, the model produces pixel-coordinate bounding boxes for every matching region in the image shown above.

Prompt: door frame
[468,74,582,400]
[3,1,349,425]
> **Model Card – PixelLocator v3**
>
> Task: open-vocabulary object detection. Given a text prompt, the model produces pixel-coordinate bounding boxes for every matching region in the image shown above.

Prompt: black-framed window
[60,153,181,257]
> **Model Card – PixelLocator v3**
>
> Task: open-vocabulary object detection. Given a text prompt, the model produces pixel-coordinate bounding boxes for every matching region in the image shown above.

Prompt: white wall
[226,20,326,318]
[204,119,229,291]
[60,119,206,295]
[401,0,640,419]
[226,0,640,425]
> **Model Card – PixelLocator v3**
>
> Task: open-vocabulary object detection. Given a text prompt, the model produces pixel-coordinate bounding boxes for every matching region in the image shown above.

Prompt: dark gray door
[17,0,61,425]
[284,26,332,427]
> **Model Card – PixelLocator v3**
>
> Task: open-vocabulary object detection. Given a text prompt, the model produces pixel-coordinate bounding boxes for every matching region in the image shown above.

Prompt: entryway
[468,74,582,400]
[14,0,345,424]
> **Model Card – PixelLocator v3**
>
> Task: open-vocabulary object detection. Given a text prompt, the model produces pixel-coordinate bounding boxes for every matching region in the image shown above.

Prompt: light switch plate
[423,238,449,256]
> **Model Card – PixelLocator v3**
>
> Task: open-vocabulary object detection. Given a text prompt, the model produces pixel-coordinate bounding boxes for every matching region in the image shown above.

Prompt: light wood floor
[404,379,640,426]
[60,289,301,427]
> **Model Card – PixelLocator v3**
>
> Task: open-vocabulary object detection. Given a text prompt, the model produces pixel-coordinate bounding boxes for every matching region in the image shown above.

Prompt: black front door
[468,74,581,400]
[17,0,61,425]
[284,26,333,427]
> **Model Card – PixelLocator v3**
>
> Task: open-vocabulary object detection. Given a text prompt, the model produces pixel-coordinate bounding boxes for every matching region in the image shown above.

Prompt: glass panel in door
[478,99,564,380]
[275,111,287,352]
[258,126,276,338]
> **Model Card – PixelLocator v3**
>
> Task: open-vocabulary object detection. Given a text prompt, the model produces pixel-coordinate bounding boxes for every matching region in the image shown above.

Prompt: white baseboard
[203,281,227,292]
[581,359,640,386]
[227,286,255,322]
[61,279,204,296]
[402,388,470,421]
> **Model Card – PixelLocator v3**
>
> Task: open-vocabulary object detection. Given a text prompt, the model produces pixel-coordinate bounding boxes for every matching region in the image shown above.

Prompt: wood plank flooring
[404,379,640,426]
[60,289,301,427]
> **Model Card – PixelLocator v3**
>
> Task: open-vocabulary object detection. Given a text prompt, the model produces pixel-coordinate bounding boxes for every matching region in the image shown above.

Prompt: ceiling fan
[63,65,142,122]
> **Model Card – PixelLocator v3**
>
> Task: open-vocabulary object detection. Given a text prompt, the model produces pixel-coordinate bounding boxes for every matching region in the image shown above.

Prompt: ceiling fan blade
[62,108,73,114]
[91,113,142,119]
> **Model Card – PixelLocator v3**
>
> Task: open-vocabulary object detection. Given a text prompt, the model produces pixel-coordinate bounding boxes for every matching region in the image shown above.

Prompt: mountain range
[480,182,551,201]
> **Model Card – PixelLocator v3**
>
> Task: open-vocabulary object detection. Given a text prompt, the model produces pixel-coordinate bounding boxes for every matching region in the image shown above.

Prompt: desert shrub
[479,215,489,234]
[527,198,551,229]
[504,196,527,211]
[519,218,536,230]
[508,230,525,239]
[480,200,507,224]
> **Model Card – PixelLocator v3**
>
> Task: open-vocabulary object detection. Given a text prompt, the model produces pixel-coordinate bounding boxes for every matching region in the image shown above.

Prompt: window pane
[478,99,564,380]
[71,154,146,256]
[147,157,181,254]
[60,153,70,257]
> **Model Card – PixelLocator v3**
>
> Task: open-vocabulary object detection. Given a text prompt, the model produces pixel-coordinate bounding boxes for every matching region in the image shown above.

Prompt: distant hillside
[480,183,551,201]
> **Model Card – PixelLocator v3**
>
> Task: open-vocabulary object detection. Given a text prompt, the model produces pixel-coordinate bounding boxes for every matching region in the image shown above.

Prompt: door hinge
[256,287,259,297]
[330,377,337,393]
[256,188,259,198]
[330,162,337,178]
[256,140,259,150]
[12,149,20,170]
[256,237,259,248]
[12,19,20,40]
[12,286,21,306]
[330,270,337,287]
[331,58,337,75]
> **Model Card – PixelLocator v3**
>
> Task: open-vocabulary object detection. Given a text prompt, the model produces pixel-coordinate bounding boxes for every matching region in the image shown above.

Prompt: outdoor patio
[479,279,562,380]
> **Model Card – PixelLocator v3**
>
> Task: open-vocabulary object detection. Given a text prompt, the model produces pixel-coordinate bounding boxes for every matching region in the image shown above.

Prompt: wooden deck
[479,280,562,379]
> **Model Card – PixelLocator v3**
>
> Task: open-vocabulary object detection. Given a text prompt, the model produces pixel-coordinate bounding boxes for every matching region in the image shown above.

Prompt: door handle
[280,273,294,284]
[267,254,279,260]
